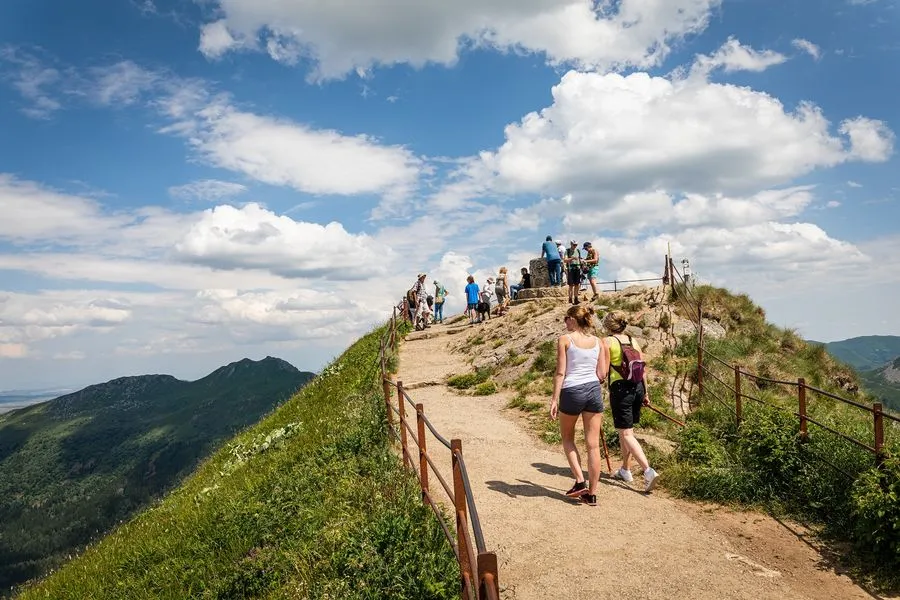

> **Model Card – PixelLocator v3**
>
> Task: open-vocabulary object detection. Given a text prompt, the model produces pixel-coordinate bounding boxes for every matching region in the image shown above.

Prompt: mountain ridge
[0,356,315,595]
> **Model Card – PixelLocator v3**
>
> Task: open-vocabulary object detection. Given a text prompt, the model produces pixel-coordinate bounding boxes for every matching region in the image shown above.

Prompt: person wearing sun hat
[413,273,430,329]
[582,241,600,301]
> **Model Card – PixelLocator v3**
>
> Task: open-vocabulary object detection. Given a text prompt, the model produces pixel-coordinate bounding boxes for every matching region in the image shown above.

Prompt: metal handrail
[453,449,487,553]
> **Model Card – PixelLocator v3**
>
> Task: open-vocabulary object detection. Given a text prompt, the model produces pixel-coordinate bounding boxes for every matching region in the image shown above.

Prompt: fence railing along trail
[663,256,897,475]
[379,307,500,600]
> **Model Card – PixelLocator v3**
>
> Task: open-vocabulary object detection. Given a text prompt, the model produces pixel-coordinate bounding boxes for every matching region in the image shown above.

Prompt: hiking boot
[644,467,659,492]
[580,493,598,506]
[565,480,588,497]
[614,467,634,482]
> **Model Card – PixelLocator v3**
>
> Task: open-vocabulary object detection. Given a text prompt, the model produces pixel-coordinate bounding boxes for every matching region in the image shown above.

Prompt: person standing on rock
[602,310,660,492]
[433,281,447,324]
[582,241,600,301]
[464,275,480,325]
[550,304,610,506]
[564,241,583,305]
[541,235,562,287]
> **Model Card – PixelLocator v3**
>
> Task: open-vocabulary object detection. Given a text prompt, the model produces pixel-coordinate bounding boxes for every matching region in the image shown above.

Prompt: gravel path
[397,330,885,600]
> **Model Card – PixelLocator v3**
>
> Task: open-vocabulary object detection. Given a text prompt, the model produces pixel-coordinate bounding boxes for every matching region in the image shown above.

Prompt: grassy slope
[15,328,456,600]
[0,360,313,594]
[661,286,900,585]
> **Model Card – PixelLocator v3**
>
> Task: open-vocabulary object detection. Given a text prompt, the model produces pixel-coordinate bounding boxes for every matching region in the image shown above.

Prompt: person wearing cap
[540,235,562,287]
[555,240,566,286]
[582,241,600,301]
[433,280,448,324]
[564,240,583,304]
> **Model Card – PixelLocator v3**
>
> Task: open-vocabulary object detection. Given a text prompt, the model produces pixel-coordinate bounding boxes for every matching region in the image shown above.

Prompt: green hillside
[13,327,455,599]
[823,335,900,371]
[859,357,900,413]
[0,357,314,595]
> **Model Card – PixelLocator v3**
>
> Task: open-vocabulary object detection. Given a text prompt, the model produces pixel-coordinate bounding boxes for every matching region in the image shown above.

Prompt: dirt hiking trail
[398,328,887,600]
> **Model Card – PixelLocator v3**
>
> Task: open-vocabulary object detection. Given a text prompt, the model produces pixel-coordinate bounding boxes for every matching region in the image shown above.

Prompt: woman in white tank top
[550,304,609,506]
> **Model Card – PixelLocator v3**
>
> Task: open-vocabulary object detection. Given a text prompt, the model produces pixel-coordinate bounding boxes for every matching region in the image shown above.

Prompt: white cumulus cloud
[197,0,723,79]
[440,71,895,208]
[174,203,395,279]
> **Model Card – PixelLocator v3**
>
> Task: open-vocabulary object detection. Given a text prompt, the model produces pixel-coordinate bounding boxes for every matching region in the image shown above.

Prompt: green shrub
[736,406,802,491]
[676,424,726,464]
[851,458,900,569]
[474,381,498,396]
[447,368,492,390]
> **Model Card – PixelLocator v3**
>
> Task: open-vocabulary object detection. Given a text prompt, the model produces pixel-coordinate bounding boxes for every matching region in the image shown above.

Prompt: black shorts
[567,267,582,284]
[559,380,604,416]
[609,379,645,429]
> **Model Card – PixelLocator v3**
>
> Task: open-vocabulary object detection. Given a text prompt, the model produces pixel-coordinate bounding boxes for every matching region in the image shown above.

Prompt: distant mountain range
[814,336,900,412]
[0,357,315,595]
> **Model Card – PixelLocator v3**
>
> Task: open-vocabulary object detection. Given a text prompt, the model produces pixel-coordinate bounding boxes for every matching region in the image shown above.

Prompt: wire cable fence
[379,308,500,600]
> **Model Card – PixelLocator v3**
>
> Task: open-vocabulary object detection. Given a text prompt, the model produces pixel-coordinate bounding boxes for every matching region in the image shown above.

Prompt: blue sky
[0,0,898,389]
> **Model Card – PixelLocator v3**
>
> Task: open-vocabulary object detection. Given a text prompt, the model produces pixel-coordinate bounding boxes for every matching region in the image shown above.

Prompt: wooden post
[798,378,807,442]
[874,402,885,469]
[734,365,742,428]
[383,378,393,428]
[398,382,409,468]
[452,439,473,598]
[613,280,618,292]
[477,552,500,600]
[416,403,429,503]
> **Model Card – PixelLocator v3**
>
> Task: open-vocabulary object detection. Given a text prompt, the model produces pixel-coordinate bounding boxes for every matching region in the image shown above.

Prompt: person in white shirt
[549,304,610,506]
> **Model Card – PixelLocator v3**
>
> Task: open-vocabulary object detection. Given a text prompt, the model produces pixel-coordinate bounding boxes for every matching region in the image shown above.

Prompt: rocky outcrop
[516,287,568,300]
[529,258,552,288]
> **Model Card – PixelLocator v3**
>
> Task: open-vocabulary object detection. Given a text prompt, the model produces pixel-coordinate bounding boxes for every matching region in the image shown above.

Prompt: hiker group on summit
[399,235,660,505]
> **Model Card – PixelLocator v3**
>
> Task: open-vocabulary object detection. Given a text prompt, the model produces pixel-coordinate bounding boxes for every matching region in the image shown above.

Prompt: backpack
[406,286,417,305]
[611,336,646,383]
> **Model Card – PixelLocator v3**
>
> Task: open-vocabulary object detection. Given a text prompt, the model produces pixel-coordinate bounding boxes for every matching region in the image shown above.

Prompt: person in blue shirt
[464,275,480,325]
[541,235,562,286]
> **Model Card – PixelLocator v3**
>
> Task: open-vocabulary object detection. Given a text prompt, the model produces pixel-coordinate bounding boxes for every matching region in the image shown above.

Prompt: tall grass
[16,327,457,600]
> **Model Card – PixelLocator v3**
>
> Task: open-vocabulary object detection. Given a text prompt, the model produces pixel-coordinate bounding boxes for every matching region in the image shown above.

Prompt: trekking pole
[645,403,685,427]
[600,427,613,474]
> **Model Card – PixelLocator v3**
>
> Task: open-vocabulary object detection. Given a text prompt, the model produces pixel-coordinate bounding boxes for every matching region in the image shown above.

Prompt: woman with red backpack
[602,310,659,492]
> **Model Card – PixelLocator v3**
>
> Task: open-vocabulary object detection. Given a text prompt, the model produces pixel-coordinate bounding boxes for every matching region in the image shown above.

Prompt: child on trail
[550,304,610,506]
[464,275,480,325]
[602,310,659,492]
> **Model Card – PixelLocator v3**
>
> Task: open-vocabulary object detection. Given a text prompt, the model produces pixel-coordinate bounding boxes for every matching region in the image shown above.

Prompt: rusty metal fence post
[874,402,885,469]
[696,304,704,400]
[398,381,409,469]
[477,552,500,600]
[452,439,473,598]
[734,365,742,428]
[798,378,807,442]
[416,403,429,503]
